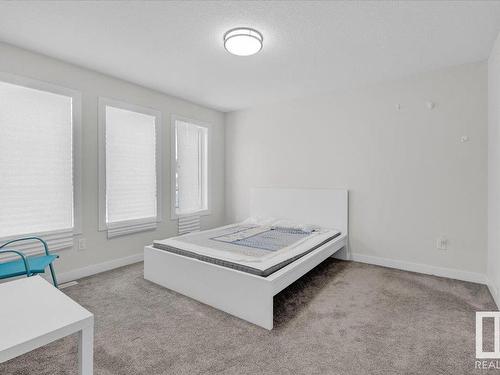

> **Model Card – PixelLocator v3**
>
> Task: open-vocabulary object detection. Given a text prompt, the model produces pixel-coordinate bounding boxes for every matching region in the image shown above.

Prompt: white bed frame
[144,188,348,330]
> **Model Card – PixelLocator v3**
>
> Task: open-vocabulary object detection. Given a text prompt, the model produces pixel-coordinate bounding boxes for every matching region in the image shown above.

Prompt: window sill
[171,209,211,220]
[0,229,74,261]
[106,219,157,239]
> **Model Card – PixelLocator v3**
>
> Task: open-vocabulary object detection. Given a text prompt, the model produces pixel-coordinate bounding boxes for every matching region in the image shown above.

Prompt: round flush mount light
[224,27,263,56]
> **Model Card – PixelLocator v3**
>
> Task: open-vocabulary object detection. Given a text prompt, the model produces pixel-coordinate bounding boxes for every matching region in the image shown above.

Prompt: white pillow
[271,219,320,233]
[242,216,278,226]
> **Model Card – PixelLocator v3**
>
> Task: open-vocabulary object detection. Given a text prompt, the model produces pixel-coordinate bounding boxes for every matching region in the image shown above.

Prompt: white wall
[488,35,500,304]
[0,42,225,281]
[225,62,487,282]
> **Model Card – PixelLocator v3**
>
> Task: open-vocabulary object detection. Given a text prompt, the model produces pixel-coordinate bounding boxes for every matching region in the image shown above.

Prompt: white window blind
[178,215,201,235]
[100,99,161,237]
[0,79,77,247]
[173,119,208,217]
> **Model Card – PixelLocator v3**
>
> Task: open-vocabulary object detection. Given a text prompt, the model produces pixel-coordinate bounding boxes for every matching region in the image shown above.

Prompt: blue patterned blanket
[211,226,312,251]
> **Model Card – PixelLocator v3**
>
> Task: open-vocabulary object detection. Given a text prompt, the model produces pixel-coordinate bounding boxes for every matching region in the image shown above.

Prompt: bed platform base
[144,187,348,330]
[144,234,346,330]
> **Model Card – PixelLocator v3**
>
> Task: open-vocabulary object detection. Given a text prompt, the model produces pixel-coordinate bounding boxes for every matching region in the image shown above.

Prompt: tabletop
[0,276,93,353]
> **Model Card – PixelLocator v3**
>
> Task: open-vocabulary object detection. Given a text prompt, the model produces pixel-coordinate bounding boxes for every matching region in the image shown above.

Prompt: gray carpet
[0,259,496,375]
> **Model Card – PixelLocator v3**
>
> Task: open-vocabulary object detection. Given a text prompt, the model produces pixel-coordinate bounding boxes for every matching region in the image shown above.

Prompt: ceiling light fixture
[224,27,263,56]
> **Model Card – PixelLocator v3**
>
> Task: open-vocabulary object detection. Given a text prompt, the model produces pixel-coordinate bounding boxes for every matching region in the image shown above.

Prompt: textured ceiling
[0,1,499,112]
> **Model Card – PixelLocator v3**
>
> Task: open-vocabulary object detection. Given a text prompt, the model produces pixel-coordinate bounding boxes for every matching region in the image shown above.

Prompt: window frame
[0,71,82,254]
[170,115,211,219]
[98,97,162,237]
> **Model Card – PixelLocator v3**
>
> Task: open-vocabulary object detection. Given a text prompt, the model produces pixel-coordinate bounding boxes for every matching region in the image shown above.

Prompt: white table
[0,276,94,374]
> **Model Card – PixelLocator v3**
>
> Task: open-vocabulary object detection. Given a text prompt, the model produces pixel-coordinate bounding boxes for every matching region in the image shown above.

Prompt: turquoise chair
[0,237,59,287]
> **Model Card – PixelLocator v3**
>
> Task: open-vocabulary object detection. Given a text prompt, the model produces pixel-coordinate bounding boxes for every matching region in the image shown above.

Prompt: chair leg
[49,263,59,288]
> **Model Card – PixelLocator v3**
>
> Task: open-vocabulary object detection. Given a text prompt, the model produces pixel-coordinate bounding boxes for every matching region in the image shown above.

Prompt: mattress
[153,220,341,277]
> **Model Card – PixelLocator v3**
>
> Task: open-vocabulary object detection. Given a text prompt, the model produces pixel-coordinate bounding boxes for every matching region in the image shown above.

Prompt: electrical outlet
[436,237,447,250]
[78,238,87,251]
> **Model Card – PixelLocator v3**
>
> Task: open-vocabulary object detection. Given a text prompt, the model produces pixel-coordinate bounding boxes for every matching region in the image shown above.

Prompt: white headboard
[249,188,348,234]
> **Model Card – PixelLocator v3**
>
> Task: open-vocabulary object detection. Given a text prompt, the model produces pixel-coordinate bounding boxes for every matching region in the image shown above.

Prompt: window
[0,73,81,255]
[98,98,162,237]
[171,116,209,218]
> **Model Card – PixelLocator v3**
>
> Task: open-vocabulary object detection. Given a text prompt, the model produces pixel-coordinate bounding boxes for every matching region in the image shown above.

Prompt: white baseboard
[44,250,500,309]
[488,281,500,309]
[350,253,487,285]
[56,253,144,284]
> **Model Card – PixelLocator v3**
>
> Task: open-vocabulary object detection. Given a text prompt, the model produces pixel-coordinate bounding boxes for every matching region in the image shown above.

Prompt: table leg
[78,323,93,375]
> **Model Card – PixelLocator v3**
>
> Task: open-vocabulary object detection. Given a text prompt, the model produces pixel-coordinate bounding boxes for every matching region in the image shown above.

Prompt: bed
[144,188,348,330]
